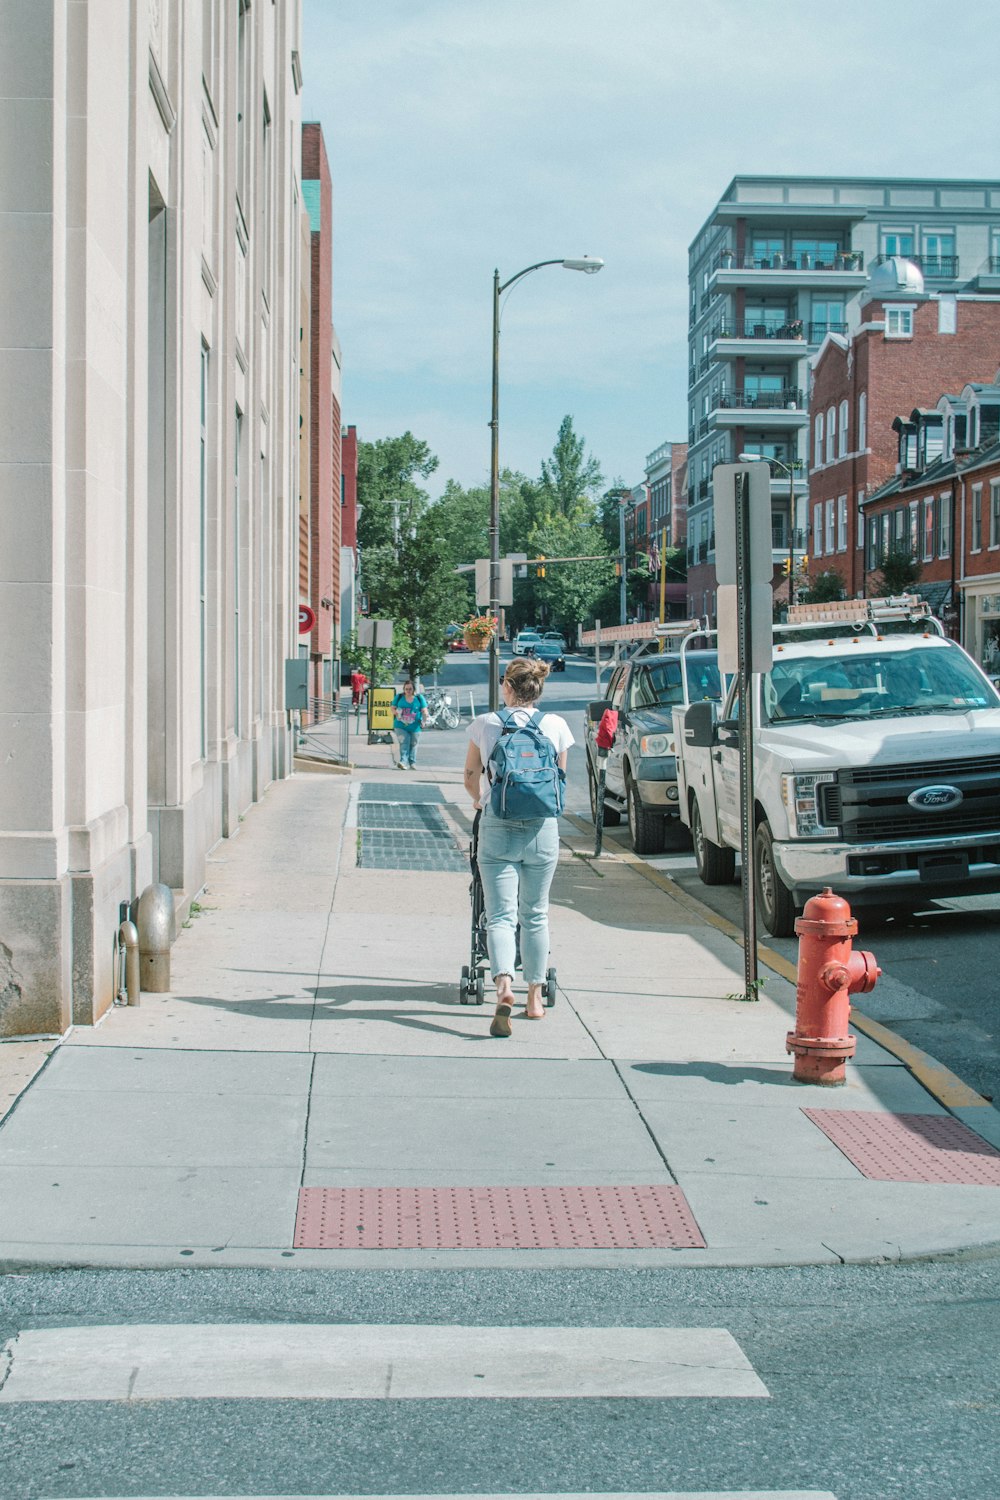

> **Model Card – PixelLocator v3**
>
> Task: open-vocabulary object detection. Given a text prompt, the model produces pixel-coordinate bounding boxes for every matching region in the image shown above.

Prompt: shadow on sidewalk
[176,985,489,1042]
[631,1060,802,1088]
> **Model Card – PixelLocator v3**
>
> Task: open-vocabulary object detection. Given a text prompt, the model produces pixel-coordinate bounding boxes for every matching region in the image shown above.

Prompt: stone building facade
[0,0,306,1036]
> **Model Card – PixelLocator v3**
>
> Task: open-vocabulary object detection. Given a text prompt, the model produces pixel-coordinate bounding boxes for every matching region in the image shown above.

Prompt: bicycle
[423,686,461,729]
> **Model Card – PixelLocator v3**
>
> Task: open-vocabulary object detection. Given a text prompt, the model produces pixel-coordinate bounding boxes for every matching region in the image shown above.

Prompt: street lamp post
[739,452,798,612]
[488,256,603,709]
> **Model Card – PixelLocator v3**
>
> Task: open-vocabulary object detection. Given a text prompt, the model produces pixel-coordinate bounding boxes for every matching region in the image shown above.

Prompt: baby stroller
[459,812,557,1007]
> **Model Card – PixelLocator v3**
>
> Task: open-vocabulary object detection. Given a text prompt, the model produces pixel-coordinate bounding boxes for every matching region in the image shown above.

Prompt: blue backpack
[488,709,565,820]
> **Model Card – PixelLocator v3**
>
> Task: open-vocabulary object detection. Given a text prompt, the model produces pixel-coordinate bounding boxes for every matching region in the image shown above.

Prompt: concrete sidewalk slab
[302,1094,669,1181]
[0,1164,299,1248]
[310,1053,623,1099]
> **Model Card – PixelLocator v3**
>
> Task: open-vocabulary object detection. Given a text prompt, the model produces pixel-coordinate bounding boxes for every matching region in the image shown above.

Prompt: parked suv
[584,649,723,854]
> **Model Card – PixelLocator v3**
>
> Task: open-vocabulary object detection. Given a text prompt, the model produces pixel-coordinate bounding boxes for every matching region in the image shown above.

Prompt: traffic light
[782,557,792,576]
[614,560,622,578]
[536,554,546,578]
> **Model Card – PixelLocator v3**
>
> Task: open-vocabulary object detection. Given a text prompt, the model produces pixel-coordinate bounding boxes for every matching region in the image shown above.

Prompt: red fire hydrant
[786,888,880,1086]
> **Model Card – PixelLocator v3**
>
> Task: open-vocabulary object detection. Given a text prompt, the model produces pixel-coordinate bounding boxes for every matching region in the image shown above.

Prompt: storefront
[962,582,1000,679]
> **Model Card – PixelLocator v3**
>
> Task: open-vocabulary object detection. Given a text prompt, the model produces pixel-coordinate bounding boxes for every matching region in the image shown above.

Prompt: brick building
[302,124,343,705]
[807,258,1000,598]
[862,380,1000,670]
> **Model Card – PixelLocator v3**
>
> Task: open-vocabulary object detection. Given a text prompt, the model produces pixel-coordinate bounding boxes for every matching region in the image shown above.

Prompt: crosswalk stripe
[0,1324,769,1402]
[47,1492,838,1499]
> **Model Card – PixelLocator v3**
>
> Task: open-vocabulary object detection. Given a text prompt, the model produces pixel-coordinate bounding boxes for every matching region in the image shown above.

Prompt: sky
[302,0,1000,501]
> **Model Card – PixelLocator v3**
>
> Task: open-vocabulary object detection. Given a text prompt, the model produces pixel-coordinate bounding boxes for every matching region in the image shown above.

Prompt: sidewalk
[1,740,999,1270]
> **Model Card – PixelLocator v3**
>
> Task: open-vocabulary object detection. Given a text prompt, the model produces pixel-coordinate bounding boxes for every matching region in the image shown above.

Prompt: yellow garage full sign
[368,686,395,731]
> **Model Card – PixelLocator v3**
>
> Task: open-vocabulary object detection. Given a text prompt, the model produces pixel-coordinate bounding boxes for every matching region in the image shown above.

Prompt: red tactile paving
[293,1185,706,1250]
[803,1110,1000,1186]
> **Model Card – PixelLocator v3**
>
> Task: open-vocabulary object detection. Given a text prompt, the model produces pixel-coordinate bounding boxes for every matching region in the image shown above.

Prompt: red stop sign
[298,604,317,634]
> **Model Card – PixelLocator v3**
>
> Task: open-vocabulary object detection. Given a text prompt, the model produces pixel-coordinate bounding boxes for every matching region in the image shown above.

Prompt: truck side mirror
[588,699,613,722]
[683,698,717,748]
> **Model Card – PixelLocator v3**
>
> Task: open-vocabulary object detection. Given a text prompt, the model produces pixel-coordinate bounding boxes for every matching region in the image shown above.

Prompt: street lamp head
[737,452,764,463]
[562,257,604,273]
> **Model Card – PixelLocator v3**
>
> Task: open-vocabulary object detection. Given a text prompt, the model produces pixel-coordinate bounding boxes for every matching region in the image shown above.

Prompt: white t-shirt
[468,708,575,809]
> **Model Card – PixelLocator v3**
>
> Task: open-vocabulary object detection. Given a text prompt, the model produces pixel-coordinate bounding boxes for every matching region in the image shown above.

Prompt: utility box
[284,658,309,710]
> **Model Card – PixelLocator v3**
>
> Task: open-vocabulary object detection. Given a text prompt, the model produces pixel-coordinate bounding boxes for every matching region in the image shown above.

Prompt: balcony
[715,251,863,273]
[772,525,809,550]
[710,250,867,294]
[874,252,959,280]
[711,387,807,430]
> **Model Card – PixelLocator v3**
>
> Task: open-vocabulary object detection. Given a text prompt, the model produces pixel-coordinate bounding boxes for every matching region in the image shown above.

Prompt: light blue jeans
[477,810,560,985]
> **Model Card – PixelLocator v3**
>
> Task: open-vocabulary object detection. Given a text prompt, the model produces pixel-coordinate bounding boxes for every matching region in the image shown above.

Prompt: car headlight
[781,772,836,837]
[638,733,674,756]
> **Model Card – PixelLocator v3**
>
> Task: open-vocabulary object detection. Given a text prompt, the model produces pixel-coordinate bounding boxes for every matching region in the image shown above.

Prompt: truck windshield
[634,654,722,708]
[764,646,999,722]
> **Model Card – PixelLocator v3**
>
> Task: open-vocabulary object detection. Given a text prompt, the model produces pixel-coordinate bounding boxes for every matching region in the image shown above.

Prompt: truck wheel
[691,797,735,885]
[754,820,797,938]
[627,776,666,856]
[588,760,621,826]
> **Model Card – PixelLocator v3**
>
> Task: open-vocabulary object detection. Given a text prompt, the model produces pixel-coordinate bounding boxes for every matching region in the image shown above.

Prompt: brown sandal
[490,1003,513,1038]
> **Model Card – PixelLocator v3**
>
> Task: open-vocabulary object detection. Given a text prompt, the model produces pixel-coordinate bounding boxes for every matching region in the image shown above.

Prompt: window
[893,507,907,546]
[825,406,836,464]
[236,0,250,211]
[813,502,823,556]
[752,236,784,266]
[885,306,914,339]
[791,237,839,268]
[837,495,848,552]
[858,392,867,450]
[825,498,835,555]
[882,230,915,258]
[972,483,983,551]
[909,501,919,554]
[922,232,955,275]
[923,498,934,561]
[939,493,952,559]
[856,490,865,547]
[811,298,846,337]
[991,481,1000,549]
[866,516,879,571]
[838,400,848,458]
[814,413,824,469]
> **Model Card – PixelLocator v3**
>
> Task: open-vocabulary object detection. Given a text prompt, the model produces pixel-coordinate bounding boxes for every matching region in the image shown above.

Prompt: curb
[563,813,994,1117]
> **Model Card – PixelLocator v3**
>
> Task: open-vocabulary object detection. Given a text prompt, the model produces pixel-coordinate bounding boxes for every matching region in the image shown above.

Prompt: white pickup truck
[675,614,1000,936]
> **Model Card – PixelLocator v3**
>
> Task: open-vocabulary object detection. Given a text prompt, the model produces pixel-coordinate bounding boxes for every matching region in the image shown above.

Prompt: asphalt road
[1,1262,998,1500]
[431,650,1000,1107]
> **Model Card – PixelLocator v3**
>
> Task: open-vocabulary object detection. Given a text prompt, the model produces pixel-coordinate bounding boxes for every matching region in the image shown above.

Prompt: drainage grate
[358,803,452,832]
[804,1110,1000,1185]
[294,1185,706,1250]
[359,782,444,803]
[357,828,466,871]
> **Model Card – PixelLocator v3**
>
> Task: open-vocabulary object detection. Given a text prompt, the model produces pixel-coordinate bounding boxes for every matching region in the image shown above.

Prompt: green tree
[801,569,847,604]
[539,416,604,520]
[371,517,466,682]
[356,433,438,551]
[877,546,922,597]
[526,514,615,635]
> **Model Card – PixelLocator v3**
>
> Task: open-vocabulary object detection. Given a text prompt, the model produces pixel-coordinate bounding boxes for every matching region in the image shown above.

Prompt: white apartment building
[0,0,305,1036]
[686,175,1000,617]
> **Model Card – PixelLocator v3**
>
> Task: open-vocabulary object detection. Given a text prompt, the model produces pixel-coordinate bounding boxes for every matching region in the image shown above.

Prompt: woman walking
[392,679,428,768]
[464,657,573,1037]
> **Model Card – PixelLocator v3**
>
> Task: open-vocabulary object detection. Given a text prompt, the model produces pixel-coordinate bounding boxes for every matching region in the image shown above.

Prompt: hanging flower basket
[463,613,497,651]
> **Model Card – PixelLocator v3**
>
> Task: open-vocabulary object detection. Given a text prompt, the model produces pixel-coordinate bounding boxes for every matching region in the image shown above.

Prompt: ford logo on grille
[907,784,963,811]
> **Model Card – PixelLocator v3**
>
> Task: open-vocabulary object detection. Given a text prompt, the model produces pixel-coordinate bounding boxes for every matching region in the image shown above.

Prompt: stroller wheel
[474,972,485,1005]
[459,964,470,1005]
[545,967,557,1007]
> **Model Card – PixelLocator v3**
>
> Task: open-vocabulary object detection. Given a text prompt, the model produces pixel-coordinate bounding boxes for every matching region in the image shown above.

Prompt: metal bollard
[136,883,174,992]
[119,920,140,1005]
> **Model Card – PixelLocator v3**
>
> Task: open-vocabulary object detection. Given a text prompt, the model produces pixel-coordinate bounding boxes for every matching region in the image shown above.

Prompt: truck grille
[831,757,1000,845]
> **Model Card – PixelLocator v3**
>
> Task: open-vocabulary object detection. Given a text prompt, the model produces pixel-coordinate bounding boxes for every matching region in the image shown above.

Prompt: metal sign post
[713,463,773,1001]
[735,469,758,999]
